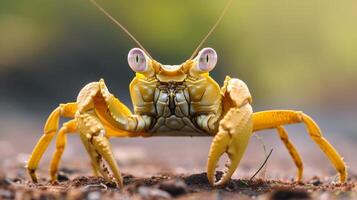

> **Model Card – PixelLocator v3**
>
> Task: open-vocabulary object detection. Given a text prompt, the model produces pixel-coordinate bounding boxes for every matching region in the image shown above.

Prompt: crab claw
[207,77,253,186]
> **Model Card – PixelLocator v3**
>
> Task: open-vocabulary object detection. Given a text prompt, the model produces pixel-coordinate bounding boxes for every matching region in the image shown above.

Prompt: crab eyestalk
[189,48,217,77]
[128,48,156,78]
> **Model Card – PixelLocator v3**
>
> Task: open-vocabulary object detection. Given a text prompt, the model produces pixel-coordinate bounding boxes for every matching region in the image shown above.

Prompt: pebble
[269,189,310,200]
[138,186,172,199]
[0,189,13,199]
[310,177,322,186]
[87,191,101,200]
[158,179,188,197]
[57,171,70,182]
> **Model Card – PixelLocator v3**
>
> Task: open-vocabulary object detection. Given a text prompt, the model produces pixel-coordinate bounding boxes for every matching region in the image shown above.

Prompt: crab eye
[128,48,148,72]
[197,48,217,72]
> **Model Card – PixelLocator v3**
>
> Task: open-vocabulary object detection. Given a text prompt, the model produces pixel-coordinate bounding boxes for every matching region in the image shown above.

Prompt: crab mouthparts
[161,65,182,72]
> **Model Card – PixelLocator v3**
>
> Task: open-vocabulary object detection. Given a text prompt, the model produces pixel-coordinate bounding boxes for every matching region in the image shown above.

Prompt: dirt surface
[0,121,356,199]
[0,165,356,200]
[1,171,356,200]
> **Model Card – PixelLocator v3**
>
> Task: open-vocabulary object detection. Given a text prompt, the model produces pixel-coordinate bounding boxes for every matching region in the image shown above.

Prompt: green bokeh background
[0,0,356,129]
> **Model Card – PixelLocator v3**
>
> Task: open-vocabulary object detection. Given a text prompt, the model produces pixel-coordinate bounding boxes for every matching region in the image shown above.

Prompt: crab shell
[27,48,347,189]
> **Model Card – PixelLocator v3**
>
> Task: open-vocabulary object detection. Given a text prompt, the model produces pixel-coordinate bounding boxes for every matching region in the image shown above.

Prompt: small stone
[310,177,322,186]
[11,178,23,184]
[87,191,101,200]
[57,171,70,182]
[269,189,310,200]
[59,167,77,174]
[184,172,210,185]
[158,179,188,197]
[138,186,171,199]
[0,189,13,199]
[2,178,13,186]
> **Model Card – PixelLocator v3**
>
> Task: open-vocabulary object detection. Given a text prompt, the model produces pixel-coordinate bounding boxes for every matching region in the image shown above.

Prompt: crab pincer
[207,77,253,186]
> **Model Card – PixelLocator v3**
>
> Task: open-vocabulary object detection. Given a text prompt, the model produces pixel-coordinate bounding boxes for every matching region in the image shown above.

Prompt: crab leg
[253,125,304,181]
[27,102,77,182]
[252,110,347,182]
[275,126,303,181]
[49,119,77,182]
[207,77,254,186]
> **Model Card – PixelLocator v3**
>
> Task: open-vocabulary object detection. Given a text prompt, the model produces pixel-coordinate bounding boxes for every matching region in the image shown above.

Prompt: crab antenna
[189,0,233,60]
[89,0,152,59]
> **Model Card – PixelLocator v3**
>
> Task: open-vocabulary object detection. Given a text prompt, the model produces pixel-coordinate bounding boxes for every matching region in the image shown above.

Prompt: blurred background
[0,0,356,181]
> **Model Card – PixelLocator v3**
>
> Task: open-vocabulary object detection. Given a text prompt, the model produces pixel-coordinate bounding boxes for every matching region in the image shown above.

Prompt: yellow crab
[27,0,347,188]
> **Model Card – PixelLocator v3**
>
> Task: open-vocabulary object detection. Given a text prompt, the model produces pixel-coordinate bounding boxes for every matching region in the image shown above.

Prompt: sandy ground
[0,115,356,199]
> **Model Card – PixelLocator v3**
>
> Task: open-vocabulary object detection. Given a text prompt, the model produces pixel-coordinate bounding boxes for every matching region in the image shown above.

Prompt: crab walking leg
[258,126,303,181]
[27,102,77,182]
[276,126,303,181]
[77,113,123,188]
[252,110,347,182]
[253,126,303,181]
[49,119,77,182]
[207,104,253,186]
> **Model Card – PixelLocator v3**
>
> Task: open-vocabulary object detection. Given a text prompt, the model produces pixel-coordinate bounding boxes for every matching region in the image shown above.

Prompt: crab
[27,0,347,188]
